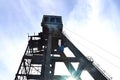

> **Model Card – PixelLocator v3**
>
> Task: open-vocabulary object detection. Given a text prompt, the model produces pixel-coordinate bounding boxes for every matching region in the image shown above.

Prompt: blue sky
[0,0,120,80]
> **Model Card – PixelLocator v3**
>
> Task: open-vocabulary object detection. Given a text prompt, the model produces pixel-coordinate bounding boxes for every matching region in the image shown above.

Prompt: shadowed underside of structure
[14,15,111,80]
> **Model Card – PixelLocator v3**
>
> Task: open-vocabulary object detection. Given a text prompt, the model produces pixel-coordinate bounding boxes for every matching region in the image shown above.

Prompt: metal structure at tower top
[14,15,111,80]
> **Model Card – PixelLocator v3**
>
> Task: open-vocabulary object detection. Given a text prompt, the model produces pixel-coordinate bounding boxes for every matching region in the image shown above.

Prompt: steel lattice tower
[15,15,111,80]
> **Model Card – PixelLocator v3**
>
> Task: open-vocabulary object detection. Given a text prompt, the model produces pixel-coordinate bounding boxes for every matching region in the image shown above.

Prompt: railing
[87,56,112,80]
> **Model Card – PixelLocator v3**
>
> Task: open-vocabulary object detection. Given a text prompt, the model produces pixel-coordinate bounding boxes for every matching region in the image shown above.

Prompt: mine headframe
[14,15,111,80]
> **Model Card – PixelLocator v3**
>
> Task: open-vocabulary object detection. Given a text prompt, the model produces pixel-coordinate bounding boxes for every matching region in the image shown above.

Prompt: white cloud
[64,0,120,79]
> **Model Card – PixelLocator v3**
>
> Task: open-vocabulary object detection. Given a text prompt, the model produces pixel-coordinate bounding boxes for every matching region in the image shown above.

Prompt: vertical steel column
[44,33,52,80]
[50,61,55,80]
